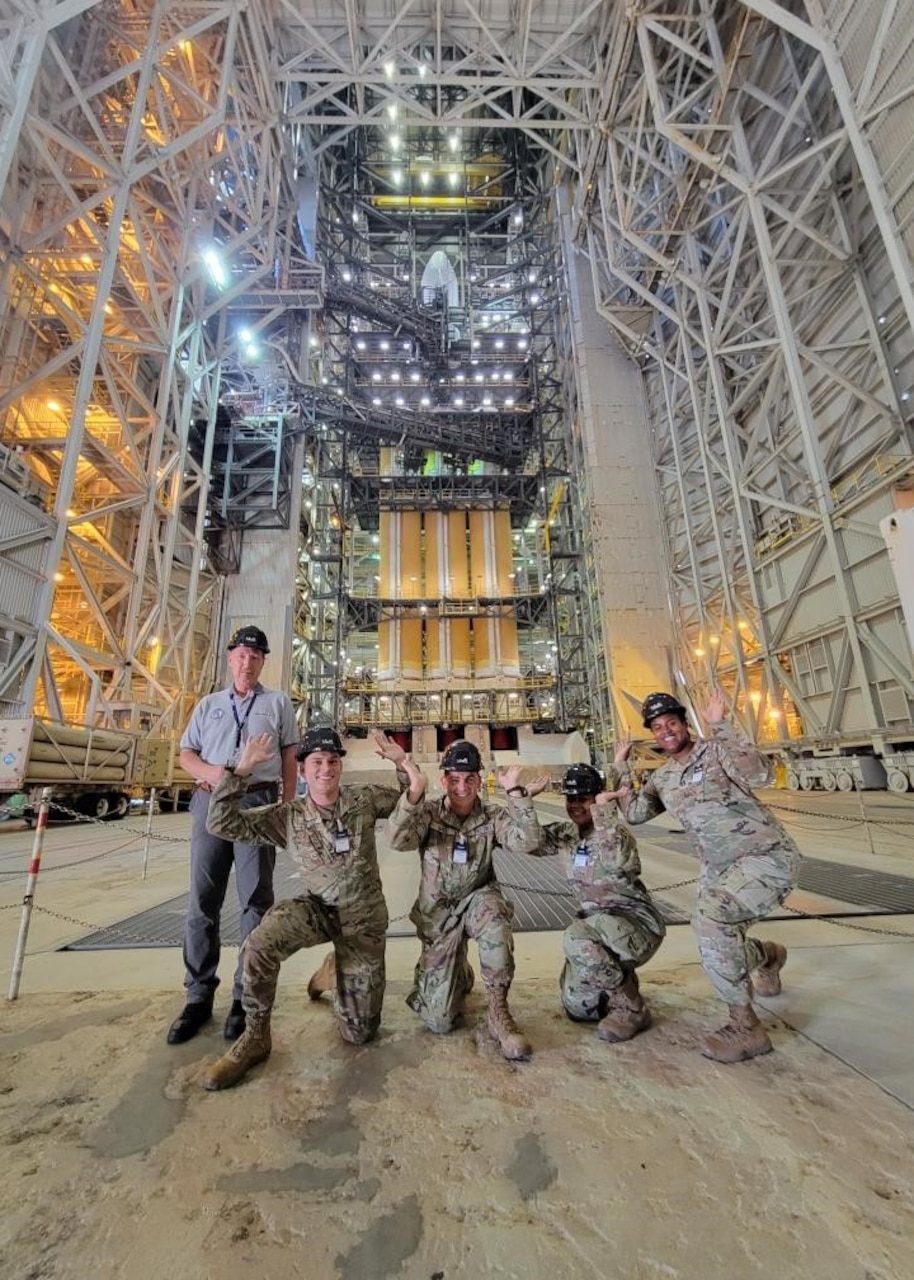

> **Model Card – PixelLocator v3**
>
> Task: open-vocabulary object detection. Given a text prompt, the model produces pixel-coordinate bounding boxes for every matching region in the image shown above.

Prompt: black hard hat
[297,727,347,761]
[441,739,482,773]
[641,692,687,728]
[228,625,270,654]
[562,763,604,798]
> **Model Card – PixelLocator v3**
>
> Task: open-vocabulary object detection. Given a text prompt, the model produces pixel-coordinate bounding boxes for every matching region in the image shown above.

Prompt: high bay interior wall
[0,2,912,771]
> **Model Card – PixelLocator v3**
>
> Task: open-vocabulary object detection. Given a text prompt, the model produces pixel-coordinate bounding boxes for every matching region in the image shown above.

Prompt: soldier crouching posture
[614,689,799,1064]
[385,740,540,1061]
[200,727,425,1090]
[526,764,665,1042]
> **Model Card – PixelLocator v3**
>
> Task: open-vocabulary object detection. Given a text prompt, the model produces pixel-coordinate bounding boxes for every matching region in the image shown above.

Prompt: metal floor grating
[61,847,914,951]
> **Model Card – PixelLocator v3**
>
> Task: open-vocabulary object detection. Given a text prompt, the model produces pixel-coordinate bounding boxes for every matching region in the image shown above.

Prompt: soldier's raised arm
[703,690,771,789]
[206,732,288,849]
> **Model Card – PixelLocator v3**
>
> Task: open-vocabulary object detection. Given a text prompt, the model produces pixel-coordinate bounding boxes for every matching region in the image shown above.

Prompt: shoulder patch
[210,708,225,720]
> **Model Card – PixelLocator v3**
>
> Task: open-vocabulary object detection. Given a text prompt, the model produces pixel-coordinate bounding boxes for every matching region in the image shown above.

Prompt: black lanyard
[229,689,259,750]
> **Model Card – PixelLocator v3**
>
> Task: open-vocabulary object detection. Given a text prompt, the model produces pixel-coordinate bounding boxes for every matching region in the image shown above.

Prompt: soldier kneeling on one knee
[526,764,665,1042]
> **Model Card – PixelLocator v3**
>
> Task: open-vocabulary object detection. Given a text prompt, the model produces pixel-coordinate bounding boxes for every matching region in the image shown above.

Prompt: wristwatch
[507,785,528,798]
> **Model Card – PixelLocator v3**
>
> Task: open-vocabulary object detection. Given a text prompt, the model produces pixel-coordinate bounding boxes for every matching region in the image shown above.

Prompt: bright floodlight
[203,247,227,287]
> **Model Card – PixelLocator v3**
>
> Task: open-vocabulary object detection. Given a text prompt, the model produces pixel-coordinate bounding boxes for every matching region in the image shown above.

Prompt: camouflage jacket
[617,721,800,875]
[207,770,402,931]
[534,808,666,936]
[386,791,540,925]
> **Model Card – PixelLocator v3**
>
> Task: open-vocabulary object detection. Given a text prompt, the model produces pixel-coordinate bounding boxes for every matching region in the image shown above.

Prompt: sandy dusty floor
[2,967,913,1280]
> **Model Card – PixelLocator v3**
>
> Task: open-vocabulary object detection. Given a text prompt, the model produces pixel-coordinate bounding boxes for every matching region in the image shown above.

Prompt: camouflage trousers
[694,852,797,1006]
[407,885,515,1034]
[241,893,387,1044]
[560,912,664,1021]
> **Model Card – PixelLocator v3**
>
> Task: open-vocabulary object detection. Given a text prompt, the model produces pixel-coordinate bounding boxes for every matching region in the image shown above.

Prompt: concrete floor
[1,790,913,1278]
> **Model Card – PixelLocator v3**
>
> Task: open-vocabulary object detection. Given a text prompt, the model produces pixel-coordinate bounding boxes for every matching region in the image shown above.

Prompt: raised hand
[614,737,633,765]
[237,732,275,776]
[596,785,631,806]
[525,774,552,797]
[373,730,407,766]
[704,688,727,724]
[498,764,524,792]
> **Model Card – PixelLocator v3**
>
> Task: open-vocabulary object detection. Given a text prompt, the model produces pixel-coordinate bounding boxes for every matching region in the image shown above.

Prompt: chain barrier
[37,799,191,843]
[768,798,914,828]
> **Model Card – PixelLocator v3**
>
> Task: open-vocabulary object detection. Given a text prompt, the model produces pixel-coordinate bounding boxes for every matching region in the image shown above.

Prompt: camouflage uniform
[618,721,800,1006]
[385,791,540,1033]
[534,808,665,1020]
[206,770,401,1044]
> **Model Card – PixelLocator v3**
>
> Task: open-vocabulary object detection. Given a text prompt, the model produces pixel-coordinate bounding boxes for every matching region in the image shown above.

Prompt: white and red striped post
[7,786,53,1001]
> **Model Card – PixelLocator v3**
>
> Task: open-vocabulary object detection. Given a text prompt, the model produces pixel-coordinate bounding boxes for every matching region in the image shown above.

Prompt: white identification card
[453,835,469,865]
[691,769,704,783]
[573,845,589,869]
[334,831,351,854]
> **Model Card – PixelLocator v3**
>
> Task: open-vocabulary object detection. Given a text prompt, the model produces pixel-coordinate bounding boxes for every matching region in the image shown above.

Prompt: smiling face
[442,769,482,817]
[227,643,265,695]
[301,750,344,806]
[648,712,692,758]
[565,793,596,830]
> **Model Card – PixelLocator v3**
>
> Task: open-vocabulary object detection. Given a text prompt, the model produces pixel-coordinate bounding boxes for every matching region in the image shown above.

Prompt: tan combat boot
[202,1016,272,1091]
[307,950,337,1001]
[486,987,532,1061]
[702,1005,772,1064]
[597,973,652,1043]
[751,941,787,997]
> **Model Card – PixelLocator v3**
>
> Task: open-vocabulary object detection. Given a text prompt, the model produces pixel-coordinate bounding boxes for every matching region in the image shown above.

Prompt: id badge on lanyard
[452,833,469,864]
[334,822,351,855]
[573,842,589,869]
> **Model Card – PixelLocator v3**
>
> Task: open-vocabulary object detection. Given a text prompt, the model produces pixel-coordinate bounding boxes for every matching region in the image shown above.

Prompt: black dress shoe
[166,1001,213,1045]
[224,1000,246,1041]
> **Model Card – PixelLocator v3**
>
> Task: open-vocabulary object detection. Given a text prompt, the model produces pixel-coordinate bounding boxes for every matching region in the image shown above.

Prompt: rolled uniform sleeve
[616,768,665,824]
[206,769,288,848]
[590,805,643,877]
[492,795,540,854]
[386,790,433,851]
[530,819,573,857]
[710,721,772,788]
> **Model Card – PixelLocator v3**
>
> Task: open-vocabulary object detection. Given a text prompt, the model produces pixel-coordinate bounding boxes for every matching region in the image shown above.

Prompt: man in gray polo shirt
[167,625,299,1045]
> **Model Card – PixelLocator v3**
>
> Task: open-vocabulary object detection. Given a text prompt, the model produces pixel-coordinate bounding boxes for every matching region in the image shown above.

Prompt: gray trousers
[183,786,276,1004]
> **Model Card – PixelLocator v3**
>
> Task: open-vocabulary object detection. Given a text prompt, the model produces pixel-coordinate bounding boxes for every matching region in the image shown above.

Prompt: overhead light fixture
[449,134,459,151]
[385,60,395,78]
[202,246,227,288]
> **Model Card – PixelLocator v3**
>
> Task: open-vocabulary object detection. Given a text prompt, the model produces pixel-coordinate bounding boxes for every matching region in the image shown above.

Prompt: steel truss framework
[10,1,911,759]
[0,0,319,733]
[580,0,914,751]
